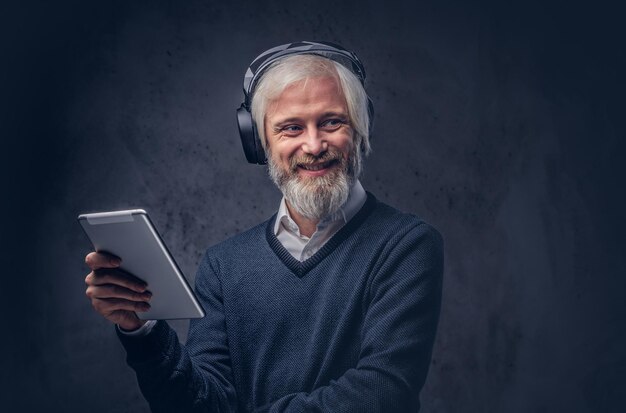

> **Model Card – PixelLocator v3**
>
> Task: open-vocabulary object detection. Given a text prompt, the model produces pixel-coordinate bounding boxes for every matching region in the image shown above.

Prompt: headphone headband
[241,41,368,108]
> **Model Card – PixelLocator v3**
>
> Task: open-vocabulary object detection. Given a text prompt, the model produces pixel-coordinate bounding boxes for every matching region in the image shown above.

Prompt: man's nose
[302,127,327,156]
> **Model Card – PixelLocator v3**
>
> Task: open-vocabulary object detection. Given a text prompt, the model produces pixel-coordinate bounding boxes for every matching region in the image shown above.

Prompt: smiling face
[265,76,355,178]
[265,76,361,221]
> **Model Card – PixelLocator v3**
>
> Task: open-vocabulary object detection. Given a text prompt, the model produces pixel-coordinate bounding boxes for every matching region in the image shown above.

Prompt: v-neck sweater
[118,193,444,413]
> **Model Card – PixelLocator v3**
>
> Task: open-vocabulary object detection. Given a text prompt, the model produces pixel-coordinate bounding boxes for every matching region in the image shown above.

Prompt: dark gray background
[2,0,625,412]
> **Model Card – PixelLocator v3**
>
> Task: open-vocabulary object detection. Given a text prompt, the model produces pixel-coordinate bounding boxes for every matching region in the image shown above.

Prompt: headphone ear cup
[236,105,267,165]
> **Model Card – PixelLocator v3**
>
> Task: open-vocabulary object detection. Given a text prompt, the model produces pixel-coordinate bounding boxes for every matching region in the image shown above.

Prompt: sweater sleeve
[260,222,444,413]
[116,252,238,413]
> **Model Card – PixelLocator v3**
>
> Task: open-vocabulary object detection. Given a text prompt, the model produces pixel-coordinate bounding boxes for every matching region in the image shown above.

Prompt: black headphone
[236,41,374,165]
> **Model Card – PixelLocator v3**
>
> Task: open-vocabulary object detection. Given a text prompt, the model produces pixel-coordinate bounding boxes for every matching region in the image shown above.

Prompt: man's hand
[84,252,152,331]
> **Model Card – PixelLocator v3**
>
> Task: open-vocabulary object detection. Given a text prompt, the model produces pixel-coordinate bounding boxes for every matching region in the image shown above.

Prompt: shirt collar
[273,179,366,236]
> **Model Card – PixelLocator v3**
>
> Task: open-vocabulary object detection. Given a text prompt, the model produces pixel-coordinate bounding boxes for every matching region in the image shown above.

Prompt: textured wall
[2,1,625,412]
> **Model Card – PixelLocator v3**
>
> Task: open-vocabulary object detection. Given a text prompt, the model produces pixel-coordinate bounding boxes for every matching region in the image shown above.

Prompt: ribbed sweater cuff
[116,320,173,363]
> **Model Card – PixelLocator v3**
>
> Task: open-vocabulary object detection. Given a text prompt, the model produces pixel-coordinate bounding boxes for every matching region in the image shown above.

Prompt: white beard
[267,146,361,221]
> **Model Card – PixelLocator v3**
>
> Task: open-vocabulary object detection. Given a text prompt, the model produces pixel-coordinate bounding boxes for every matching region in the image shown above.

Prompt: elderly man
[84,41,443,412]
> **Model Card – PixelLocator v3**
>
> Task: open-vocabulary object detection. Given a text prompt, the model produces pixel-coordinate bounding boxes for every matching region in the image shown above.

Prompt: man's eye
[321,119,345,129]
[279,125,303,136]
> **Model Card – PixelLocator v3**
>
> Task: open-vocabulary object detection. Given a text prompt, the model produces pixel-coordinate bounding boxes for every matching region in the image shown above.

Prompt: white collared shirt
[274,180,367,261]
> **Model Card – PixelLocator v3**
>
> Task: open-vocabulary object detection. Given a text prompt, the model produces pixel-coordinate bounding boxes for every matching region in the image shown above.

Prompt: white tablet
[78,209,205,320]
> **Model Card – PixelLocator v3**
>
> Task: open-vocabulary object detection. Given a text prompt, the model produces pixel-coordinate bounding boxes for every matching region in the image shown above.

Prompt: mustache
[288,148,345,171]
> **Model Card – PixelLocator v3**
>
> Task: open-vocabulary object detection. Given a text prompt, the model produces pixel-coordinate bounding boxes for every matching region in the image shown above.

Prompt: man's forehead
[269,111,349,126]
[267,77,347,115]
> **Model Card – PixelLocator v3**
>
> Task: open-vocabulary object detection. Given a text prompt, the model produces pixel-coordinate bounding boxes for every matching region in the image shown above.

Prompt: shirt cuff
[116,320,157,336]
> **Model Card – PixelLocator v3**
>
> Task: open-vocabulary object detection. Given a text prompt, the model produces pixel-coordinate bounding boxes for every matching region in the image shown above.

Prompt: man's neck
[285,202,318,238]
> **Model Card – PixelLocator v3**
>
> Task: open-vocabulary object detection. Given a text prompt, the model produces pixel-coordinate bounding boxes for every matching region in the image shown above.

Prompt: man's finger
[85,270,147,293]
[86,284,152,302]
[85,251,121,270]
[92,297,151,314]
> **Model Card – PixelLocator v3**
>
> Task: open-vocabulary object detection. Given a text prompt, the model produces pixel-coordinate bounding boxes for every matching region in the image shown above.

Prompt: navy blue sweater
[118,193,443,412]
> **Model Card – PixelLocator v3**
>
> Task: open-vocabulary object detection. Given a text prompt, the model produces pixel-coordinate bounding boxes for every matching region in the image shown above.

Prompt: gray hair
[250,54,371,156]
